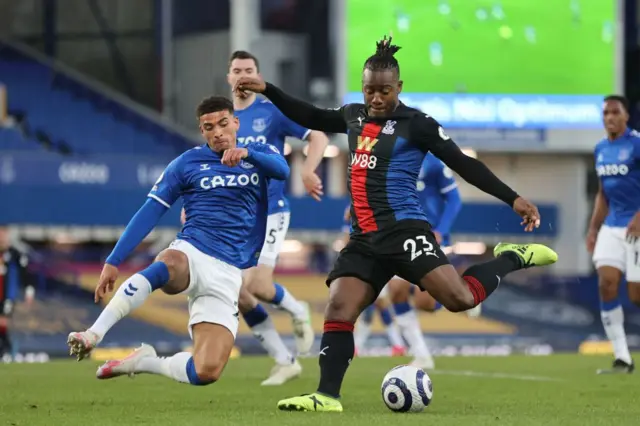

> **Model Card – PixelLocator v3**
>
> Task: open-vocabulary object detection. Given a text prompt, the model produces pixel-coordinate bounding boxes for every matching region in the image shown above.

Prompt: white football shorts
[258,211,291,267]
[168,239,242,338]
[593,225,640,282]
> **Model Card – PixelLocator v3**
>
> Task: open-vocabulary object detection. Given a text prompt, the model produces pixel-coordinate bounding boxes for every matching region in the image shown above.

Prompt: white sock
[395,310,431,359]
[89,274,153,340]
[386,323,405,348]
[273,284,307,319]
[136,352,191,383]
[251,316,295,365]
[354,319,372,351]
[601,306,632,364]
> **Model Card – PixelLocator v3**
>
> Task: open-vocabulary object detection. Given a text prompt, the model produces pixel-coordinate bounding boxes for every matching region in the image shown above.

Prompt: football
[381,365,433,412]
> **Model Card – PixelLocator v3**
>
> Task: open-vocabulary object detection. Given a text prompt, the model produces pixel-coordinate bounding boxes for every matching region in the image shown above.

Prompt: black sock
[462,252,521,305]
[316,321,355,399]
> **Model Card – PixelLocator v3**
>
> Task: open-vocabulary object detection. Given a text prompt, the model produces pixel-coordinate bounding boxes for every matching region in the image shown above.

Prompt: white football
[381,365,433,412]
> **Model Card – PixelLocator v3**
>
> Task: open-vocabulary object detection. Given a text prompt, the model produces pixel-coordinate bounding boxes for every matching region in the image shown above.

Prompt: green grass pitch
[346,0,616,95]
[2,354,639,425]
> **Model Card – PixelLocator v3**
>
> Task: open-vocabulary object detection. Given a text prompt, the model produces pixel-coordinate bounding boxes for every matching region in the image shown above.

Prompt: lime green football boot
[493,243,558,268]
[277,392,343,412]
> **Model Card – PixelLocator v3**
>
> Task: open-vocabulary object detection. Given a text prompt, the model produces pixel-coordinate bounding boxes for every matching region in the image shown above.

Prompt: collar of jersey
[364,102,413,120]
[608,128,633,143]
[202,143,223,158]
[234,96,261,113]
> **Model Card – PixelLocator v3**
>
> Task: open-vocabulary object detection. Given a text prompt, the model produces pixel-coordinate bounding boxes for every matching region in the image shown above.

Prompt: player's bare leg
[99,322,235,384]
[420,243,557,313]
[596,266,633,374]
[376,293,407,355]
[277,277,375,412]
[244,265,314,354]
[68,249,189,361]
[387,278,434,369]
[238,284,302,385]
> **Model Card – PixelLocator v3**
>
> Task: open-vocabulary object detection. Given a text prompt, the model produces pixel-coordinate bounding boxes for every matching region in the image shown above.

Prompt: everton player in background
[236,36,558,412]
[587,95,640,374]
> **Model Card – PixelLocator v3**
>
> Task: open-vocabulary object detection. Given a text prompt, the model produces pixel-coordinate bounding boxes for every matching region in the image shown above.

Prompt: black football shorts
[326,219,450,294]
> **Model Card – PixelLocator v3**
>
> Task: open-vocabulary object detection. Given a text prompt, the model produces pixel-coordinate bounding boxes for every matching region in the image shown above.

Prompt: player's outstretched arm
[413,115,541,230]
[413,116,519,206]
[105,199,168,267]
[235,77,347,134]
[243,143,290,180]
[106,158,182,267]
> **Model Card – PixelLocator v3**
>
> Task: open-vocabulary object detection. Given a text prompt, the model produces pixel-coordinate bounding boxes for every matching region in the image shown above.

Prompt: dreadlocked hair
[364,35,402,76]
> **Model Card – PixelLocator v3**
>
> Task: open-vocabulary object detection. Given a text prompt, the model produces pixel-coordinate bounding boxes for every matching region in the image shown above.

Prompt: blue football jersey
[417,153,459,246]
[595,128,640,227]
[235,97,311,214]
[148,143,281,269]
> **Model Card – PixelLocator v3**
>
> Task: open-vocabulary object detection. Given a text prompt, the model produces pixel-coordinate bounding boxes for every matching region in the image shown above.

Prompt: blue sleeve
[105,199,168,266]
[436,162,458,195]
[244,143,290,180]
[433,162,462,235]
[435,187,462,236]
[147,158,183,208]
[277,109,311,140]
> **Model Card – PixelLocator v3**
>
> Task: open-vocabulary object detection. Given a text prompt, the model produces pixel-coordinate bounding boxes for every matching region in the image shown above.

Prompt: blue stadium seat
[0,43,195,159]
[0,127,43,152]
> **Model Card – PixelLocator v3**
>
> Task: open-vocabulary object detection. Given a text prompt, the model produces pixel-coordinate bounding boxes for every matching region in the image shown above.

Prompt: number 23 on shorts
[403,236,438,261]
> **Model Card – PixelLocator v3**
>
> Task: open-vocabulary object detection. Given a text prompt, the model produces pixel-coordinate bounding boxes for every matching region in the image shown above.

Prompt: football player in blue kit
[67,96,290,386]
[587,95,640,374]
[228,50,329,385]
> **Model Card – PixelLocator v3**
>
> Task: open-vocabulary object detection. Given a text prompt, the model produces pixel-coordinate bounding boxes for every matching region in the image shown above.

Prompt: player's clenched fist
[95,263,119,303]
[221,147,249,167]
[234,76,266,95]
[512,197,541,232]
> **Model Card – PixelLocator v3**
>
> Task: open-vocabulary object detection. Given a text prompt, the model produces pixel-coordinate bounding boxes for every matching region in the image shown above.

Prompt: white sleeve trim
[440,182,458,194]
[148,194,171,208]
[301,129,312,141]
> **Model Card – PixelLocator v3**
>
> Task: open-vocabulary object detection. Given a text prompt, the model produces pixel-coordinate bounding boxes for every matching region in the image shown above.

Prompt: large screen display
[344,0,620,129]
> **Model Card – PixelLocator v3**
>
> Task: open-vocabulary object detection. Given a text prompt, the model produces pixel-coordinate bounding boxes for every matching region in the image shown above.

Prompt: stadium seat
[0,126,44,152]
[0,42,196,158]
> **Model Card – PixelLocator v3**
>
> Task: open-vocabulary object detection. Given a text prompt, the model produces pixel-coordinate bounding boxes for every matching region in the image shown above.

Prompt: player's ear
[226,72,233,86]
[233,116,240,131]
[397,80,403,94]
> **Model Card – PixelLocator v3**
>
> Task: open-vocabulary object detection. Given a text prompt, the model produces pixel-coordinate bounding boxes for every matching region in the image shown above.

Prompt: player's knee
[155,249,189,294]
[375,297,390,309]
[245,268,273,295]
[238,286,257,313]
[193,357,225,384]
[390,286,410,305]
[597,272,620,300]
[325,297,360,323]
[439,285,475,313]
[414,293,438,312]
